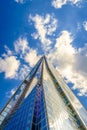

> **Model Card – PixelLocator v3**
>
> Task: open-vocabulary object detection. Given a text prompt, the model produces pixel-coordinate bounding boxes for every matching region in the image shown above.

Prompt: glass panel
[4,86,37,130]
[46,58,87,128]
[3,61,43,130]
[0,115,5,121]
[4,107,10,113]
[43,60,82,130]
[1,111,7,117]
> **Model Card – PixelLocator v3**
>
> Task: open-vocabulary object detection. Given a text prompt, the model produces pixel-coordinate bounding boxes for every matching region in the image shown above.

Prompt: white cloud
[16,64,30,80]
[31,33,39,40]
[4,45,13,56]
[14,0,24,4]
[70,0,80,4]
[83,21,87,31]
[0,56,20,78]
[52,0,67,8]
[29,14,57,51]
[48,31,75,67]
[0,37,40,79]
[1,45,13,58]
[25,49,41,67]
[52,0,81,8]
[14,37,29,55]
[47,30,87,96]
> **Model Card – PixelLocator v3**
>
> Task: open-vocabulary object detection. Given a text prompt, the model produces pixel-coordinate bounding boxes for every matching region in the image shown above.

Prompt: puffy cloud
[14,36,41,69]
[14,0,24,4]
[48,31,75,67]
[55,31,74,56]
[83,21,87,31]
[14,37,29,55]
[16,64,30,80]
[25,49,41,67]
[52,0,67,8]
[0,37,40,79]
[0,56,20,78]
[47,30,87,96]
[1,45,13,58]
[52,0,81,8]
[29,14,57,51]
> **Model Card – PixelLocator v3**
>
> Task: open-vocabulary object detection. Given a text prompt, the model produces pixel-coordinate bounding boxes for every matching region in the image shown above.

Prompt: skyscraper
[0,56,87,130]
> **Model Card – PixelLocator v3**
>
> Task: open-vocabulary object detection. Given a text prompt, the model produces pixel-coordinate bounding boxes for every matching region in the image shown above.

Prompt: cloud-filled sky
[0,0,87,110]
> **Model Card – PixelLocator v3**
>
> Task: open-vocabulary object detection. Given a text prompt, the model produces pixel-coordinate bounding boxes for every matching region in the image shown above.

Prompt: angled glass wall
[43,58,87,130]
[4,86,37,130]
[0,57,43,129]
[31,81,49,130]
[45,57,87,129]
[0,56,87,130]
[2,58,49,130]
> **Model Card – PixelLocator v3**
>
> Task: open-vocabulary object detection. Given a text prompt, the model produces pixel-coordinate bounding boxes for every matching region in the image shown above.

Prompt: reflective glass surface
[0,57,42,128]
[43,60,87,130]
[4,86,36,130]
[31,82,49,130]
[2,57,87,130]
[46,58,87,129]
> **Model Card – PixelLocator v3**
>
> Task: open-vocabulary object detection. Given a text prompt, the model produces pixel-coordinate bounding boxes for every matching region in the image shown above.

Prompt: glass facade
[43,60,84,130]
[4,86,36,130]
[0,56,42,128]
[0,56,87,130]
[45,57,87,129]
[31,82,49,130]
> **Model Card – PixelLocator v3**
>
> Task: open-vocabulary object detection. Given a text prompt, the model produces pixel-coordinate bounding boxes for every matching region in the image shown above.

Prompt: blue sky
[0,0,87,110]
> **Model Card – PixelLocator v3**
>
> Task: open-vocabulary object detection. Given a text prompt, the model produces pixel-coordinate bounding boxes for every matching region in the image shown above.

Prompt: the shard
[0,56,87,130]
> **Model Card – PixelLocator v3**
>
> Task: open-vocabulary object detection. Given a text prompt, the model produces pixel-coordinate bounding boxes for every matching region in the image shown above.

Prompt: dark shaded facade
[0,56,87,130]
